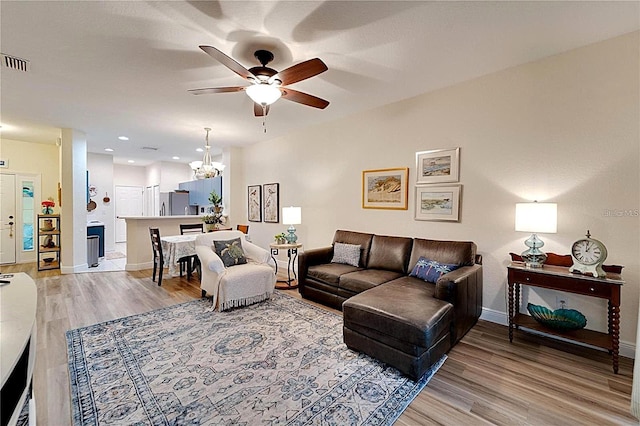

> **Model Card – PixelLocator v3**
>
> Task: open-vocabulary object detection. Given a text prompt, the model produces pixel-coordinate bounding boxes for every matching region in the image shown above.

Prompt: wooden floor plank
[1,263,636,425]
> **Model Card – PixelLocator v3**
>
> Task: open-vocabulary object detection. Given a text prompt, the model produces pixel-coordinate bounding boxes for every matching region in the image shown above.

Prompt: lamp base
[285,225,297,244]
[521,233,547,268]
[521,251,547,268]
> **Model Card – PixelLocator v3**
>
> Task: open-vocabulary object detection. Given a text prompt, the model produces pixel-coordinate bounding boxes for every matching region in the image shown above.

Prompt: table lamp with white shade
[515,201,557,268]
[282,206,301,244]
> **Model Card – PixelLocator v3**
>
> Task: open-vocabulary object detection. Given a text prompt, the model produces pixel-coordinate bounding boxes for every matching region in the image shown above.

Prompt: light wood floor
[3,263,636,425]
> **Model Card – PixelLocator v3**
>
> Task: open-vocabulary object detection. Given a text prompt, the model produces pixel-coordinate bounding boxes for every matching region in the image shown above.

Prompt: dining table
[160,234,198,277]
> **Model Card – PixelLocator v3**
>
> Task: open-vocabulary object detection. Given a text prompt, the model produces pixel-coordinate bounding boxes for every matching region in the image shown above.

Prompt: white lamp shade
[282,206,301,225]
[189,161,203,170]
[515,202,557,233]
[246,84,282,105]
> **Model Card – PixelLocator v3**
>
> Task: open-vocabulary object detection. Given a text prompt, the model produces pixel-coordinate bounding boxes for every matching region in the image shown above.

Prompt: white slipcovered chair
[195,230,276,311]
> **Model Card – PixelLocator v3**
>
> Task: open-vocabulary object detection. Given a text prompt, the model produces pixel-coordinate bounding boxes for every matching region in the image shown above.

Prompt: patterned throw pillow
[213,238,247,267]
[409,256,460,283]
[331,242,361,267]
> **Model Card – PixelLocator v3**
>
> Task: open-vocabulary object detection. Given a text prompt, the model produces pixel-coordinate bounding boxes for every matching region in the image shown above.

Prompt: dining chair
[180,223,204,234]
[236,224,249,234]
[149,227,164,286]
[179,223,204,279]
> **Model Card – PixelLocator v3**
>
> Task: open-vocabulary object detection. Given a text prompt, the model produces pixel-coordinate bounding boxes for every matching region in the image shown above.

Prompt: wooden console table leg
[508,281,514,342]
[611,301,620,374]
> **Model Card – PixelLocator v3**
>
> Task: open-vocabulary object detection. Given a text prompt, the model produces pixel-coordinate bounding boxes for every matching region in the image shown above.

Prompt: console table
[507,261,624,373]
[270,243,302,289]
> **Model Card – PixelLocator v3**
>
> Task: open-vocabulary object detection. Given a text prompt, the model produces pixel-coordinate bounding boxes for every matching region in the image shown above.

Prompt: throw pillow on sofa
[331,242,361,267]
[409,256,459,283]
[213,238,247,267]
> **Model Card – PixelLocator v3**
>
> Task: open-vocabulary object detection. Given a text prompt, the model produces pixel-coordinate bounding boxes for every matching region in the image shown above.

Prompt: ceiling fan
[189,46,329,117]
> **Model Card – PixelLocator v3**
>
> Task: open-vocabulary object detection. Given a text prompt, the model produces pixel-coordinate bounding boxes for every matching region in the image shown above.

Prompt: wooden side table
[507,261,624,373]
[270,243,302,289]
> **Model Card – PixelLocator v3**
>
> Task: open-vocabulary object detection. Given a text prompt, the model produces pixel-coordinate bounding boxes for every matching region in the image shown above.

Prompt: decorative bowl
[43,257,55,263]
[526,303,587,331]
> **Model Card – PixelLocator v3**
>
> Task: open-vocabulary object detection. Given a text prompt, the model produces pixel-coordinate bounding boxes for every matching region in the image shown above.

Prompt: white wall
[235,32,639,349]
[87,153,115,252]
[0,139,59,207]
[114,163,146,187]
[155,161,192,192]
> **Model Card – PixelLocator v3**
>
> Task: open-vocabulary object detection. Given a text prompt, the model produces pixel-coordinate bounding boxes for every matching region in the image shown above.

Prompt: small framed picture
[247,185,262,222]
[415,148,460,184]
[415,185,461,222]
[362,168,409,210]
[263,183,279,223]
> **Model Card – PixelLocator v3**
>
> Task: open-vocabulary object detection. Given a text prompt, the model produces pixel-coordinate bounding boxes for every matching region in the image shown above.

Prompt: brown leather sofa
[298,230,483,379]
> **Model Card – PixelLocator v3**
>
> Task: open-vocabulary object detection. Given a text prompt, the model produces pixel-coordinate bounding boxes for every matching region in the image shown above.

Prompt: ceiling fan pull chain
[262,104,268,133]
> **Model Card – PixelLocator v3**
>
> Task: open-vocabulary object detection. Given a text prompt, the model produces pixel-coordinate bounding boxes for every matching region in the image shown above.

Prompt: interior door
[115,185,143,242]
[0,174,17,264]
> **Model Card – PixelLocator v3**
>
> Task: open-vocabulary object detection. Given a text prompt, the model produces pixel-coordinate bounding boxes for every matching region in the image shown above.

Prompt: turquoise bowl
[526,303,587,331]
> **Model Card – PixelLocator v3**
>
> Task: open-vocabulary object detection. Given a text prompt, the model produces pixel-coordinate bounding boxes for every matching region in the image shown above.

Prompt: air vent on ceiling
[141,147,158,151]
[1,53,30,72]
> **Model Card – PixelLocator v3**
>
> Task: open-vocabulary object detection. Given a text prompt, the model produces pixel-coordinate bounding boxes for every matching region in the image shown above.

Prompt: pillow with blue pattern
[409,256,460,283]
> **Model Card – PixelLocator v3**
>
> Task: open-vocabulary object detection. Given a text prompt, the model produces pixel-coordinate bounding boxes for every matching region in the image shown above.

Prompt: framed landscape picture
[263,183,279,223]
[415,148,460,184]
[362,168,409,210]
[415,185,461,221]
[247,185,262,222]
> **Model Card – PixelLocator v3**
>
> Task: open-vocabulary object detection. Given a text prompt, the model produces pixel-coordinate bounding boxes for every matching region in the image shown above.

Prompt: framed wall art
[362,168,409,210]
[415,185,461,222]
[247,185,262,222]
[415,147,460,184]
[263,183,280,223]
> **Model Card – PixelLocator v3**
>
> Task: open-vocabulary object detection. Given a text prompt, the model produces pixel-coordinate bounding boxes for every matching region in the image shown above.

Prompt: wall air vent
[1,53,30,72]
[141,147,158,151]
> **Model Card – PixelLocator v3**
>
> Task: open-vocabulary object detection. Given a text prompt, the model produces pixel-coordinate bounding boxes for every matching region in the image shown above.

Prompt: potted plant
[203,190,223,231]
[274,233,287,244]
[202,213,221,232]
[209,190,222,213]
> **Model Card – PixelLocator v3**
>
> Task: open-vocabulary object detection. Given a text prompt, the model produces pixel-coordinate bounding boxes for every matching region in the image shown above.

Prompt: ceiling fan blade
[188,86,246,95]
[199,45,255,81]
[254,103,270,117]
[281,88,329,109]
[270,58,328,85]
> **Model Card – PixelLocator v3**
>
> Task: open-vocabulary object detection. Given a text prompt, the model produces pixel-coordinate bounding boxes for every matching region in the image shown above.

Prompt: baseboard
[61,263,88,274]
[125,261,153,271]
[480,307,635,359]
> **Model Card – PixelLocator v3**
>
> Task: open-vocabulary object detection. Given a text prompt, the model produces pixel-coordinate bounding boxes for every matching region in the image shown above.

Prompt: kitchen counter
[119,215,203,271]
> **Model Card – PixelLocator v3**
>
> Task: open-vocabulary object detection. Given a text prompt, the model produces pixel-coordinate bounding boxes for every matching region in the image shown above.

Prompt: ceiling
[1,1,638,166]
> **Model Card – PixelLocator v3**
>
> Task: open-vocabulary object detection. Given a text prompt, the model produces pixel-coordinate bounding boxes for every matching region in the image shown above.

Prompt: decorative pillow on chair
[409,256,460,283]
[331,242,361,267]
[213,238,247,267]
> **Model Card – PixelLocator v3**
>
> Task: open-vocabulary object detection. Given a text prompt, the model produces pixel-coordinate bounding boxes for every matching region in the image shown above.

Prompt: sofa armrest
[242,241,271,265]
[298,246,333,281]
[434,264,483,343]
[196,245,225,274]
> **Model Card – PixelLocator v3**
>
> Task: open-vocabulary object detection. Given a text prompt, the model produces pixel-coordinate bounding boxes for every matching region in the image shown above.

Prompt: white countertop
[118,215,202,220]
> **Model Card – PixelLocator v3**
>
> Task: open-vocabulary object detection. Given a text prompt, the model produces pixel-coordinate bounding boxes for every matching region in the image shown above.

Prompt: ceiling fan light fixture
[246,83,282,105]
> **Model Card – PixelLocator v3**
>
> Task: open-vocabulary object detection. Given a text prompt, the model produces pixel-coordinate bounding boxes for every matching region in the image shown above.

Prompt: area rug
[66,292,446,425]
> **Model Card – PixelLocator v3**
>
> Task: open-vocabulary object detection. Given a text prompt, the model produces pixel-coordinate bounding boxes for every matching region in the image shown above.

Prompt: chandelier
[189,128,225,180]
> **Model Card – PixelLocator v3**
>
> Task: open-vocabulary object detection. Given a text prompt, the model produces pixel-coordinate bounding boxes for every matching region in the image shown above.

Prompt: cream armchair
[195,230,276,311]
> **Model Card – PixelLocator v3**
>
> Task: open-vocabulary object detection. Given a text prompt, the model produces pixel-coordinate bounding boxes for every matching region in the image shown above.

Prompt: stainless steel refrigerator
[159,191,190,215]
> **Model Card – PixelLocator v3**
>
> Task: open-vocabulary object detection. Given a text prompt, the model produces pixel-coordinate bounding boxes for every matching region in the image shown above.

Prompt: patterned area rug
[66,292,445,425]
